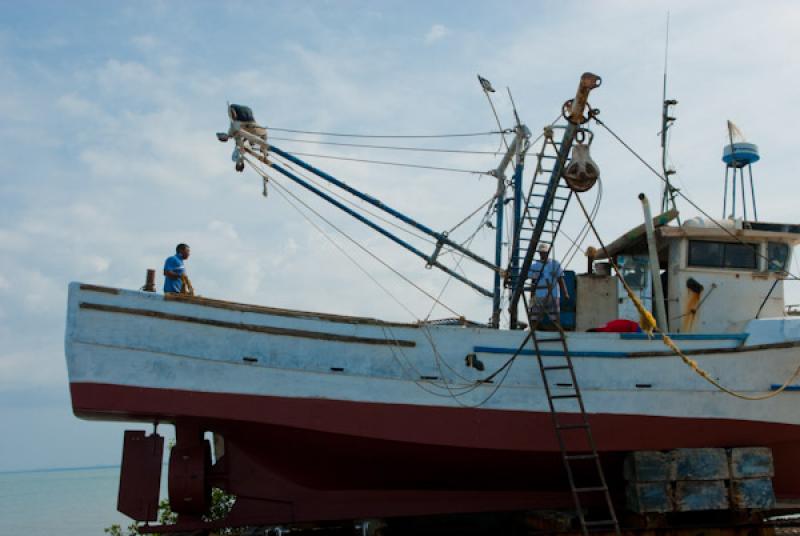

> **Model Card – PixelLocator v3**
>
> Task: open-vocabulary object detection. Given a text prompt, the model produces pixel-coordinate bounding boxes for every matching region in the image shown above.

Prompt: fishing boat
[65,73,800,532]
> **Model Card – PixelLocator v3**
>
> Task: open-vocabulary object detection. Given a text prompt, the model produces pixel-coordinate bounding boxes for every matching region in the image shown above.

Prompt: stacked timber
[624,450,675,513]
[729,447,775,509]
[673,448,729,511]
[624,448,775,514]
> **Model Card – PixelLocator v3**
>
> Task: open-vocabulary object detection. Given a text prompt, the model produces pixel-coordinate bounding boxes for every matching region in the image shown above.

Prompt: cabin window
[768,242,790,272]
[618,256,648,289]
[688,240,757,270]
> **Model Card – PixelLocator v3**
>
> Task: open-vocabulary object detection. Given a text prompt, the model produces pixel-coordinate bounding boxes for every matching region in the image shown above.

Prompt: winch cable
[425,197,497,321]
[275,156,437,245]
[595,117,800,283]
[243,156,463,319]
[377,208,530,401]
[267,126,511,139]
[245,150,533,404]
[251,163,417,320]
[260,168,501,397]
[263,148,497,299]
[277,150,491,175]
[573,191,800,401]
[272,149,498,263]
[269,136,505,155]
[447,195,496,237]
[479,83,511,153]
[558,177,603,272]
[432,194,498,260]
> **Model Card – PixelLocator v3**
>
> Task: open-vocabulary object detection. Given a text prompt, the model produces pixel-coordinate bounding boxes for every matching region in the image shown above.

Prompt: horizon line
[0,464,121,475]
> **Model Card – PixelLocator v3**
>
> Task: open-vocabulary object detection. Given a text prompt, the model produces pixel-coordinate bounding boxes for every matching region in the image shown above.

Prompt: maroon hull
[72,382,800,525]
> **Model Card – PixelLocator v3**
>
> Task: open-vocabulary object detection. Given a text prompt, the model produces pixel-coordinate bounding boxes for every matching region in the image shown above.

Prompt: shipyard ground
[150,507,800,536]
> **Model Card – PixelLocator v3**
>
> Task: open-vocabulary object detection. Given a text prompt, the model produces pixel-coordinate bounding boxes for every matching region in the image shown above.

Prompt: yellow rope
[659,328,800,401]
[572,192,800,401]
[619,262,799,400]
[623,284,657,338]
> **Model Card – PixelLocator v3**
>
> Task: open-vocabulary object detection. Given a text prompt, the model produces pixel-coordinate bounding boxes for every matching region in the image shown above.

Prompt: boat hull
[65,283,800,524]
[71,381,800,496]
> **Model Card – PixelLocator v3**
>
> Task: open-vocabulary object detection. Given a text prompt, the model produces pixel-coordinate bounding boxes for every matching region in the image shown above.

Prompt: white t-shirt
[529,258,563,301]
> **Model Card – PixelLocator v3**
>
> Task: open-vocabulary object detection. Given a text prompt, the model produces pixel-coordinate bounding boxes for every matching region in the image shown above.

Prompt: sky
[2,0,800,471]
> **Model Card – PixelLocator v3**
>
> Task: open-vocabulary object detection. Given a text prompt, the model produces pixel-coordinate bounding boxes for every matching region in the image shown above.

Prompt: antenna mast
[660,12,679,216]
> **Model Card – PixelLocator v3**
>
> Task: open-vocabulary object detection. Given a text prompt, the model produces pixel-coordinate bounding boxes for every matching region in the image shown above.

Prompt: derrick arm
[508,73,601,327]
[224,126,518,300]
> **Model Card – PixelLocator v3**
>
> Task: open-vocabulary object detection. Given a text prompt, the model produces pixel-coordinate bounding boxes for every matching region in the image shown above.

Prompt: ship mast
[489,121,530,328]
[660,13,680,215]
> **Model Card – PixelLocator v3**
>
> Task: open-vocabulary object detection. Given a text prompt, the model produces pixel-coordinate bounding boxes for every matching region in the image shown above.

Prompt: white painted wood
[65,283,800,426]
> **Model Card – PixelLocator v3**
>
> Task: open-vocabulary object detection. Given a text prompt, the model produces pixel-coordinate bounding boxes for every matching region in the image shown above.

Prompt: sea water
[0,466,164,536]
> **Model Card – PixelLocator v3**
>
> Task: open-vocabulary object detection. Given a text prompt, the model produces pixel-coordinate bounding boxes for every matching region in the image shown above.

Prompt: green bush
[105,488,240,536]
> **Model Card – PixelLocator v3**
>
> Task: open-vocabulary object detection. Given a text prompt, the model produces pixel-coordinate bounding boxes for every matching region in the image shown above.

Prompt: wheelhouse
[574,216,800,333]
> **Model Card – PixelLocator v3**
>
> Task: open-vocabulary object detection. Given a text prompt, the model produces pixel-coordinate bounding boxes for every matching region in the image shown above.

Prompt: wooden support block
[624,451,675,482]
[729,447,774,479]
[731,478,776,510]
[674,480,729,512]
[674,448,730,480]
[626,482,673,513]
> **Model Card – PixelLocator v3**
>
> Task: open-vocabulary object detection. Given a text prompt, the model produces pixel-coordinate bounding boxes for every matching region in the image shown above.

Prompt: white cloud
[0,229,28,251]
[96,59,157,93]
[0,350,66,390]
[208,219,239,240]
[85,255,111,273]
[56,93,93,116]
[131,34,158,51]
[424,24,450,44]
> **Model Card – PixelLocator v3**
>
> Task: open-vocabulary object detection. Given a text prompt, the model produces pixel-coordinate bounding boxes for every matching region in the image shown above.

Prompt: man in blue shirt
[163,243,190,293]
[528,243,569,320]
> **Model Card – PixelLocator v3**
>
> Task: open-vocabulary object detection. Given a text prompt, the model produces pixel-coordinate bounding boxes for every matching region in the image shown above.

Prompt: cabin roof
[659,219,800,244]
[594,215,800,260]
[593,209,678,260]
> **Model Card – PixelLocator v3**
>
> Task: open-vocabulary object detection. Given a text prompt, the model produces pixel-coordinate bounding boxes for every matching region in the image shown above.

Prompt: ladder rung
[531,193,570,201]
[574,486,608,493]
[564,453,597,460]
[543,365,571,371]
[556,423,589,430]
[550,393,579,400]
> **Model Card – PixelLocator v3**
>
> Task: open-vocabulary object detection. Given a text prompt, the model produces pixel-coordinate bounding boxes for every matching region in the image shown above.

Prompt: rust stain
[79,302,416,348]
[681,290,701,333]
[165,292,418,329]
[79,284,120,295]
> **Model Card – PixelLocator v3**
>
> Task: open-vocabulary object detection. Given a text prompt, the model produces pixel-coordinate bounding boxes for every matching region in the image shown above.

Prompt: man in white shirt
[528,243,569,322]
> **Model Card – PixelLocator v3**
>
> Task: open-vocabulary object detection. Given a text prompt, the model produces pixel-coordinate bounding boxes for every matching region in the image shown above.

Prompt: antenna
[660,12,679,217]
[507,86,522,131]
[477,74,509,153]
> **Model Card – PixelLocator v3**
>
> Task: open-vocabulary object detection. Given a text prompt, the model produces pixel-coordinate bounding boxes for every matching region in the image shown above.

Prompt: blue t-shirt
[163,254,185,293]
[529,258,563,301]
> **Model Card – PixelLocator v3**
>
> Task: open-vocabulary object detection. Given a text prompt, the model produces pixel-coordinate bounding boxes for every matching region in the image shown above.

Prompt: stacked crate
[625,448,775,514]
